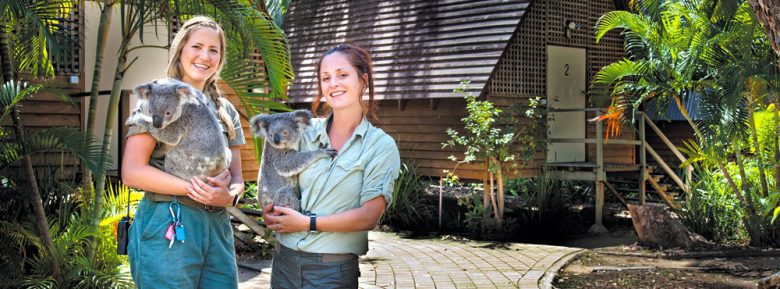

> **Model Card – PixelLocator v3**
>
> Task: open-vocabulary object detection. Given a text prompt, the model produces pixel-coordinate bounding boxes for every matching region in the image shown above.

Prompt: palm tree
[0,0,84,279]
[594,0,780,245]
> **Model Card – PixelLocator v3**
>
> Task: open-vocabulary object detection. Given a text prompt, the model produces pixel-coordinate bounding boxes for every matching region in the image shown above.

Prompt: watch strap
[231,193,240,207]
[309,214,317,233]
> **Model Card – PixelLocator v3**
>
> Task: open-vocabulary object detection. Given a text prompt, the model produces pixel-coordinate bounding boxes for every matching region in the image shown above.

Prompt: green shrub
[679,167,746,243]
[381,161,435,231]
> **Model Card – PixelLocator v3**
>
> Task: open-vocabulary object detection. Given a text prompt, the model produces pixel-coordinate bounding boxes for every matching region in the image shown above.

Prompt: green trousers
[128,197,238,289]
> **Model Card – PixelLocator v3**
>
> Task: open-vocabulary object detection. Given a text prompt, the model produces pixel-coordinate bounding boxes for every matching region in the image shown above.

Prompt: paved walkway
[238,231,583,289]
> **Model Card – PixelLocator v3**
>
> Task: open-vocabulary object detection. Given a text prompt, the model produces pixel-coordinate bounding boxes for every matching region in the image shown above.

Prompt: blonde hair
[166,16,236,140]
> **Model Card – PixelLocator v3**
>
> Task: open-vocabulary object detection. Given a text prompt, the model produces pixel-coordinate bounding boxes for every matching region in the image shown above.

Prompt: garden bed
[553,243,780,288]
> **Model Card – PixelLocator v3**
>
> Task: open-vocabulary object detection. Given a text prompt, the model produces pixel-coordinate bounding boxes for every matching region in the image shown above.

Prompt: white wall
[83,2,170,172]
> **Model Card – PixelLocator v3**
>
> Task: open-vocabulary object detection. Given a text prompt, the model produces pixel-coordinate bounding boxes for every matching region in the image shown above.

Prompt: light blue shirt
[277,115,400,255]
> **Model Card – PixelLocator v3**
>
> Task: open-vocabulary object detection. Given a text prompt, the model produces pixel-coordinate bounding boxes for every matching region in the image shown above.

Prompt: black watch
[231,193,240,207]
[309,213,317,233]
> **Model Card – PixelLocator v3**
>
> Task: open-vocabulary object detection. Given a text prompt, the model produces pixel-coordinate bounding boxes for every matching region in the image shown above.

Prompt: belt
[275,242,356,262]
[144,192,225,212]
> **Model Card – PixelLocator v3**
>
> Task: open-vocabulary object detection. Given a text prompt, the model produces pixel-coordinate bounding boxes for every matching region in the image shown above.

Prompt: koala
[250,110,336,212]
[125,78,231,181]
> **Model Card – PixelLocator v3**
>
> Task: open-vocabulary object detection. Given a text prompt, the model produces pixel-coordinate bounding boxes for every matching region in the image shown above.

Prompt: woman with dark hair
[122,16,244,289]
[262,44,401,288]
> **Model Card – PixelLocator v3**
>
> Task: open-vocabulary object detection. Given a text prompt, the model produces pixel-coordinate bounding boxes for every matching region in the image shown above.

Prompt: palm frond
[1,128,111,177]
[2,0,78,79]
[0,80,42,122]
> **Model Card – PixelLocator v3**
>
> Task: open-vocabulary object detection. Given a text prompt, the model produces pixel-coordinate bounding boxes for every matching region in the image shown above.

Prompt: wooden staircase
[546,109,691,233]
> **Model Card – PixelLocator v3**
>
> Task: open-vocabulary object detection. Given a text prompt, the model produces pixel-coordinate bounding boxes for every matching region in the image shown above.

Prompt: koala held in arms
[125,78,231,181]
[250,110,336,212]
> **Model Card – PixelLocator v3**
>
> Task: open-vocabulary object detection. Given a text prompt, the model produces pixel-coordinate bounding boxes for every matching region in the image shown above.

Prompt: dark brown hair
[311,44,377,120]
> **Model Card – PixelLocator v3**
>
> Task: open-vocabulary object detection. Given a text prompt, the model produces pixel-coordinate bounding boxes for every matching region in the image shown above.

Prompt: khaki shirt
[126,96,245,171]
[277,116,400,255]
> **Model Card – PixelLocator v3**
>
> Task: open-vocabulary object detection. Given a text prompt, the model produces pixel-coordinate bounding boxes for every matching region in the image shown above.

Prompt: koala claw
[323,148,338,158]
[318,142,328,149]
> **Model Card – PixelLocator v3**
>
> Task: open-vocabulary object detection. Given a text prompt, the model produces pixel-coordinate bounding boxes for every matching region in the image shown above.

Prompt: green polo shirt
[277,116,400,255]
[126,96,245,171]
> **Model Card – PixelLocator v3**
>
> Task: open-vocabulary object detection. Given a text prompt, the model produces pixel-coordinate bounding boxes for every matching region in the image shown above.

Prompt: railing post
[589,109,608,234]
[639,112,647,206]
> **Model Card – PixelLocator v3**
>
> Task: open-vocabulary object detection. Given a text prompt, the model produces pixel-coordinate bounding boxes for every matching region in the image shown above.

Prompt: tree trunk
[747,95,769,196]
[11,108,61,280]
[90,51,127,258]
[493,157,505,220]
[748,0,780,61]
[83,2,113,191]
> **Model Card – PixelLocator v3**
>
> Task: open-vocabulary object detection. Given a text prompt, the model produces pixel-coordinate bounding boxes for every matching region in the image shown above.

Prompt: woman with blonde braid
[122,16,245,289]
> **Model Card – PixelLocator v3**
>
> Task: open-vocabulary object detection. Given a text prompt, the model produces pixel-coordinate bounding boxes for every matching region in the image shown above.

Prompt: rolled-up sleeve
[359,136,400,207]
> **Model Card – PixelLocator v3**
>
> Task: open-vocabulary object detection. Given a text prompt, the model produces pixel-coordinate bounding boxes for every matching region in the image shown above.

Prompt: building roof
[283,0,531,102]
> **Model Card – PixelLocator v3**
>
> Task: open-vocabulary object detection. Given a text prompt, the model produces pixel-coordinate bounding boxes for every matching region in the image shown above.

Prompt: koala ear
[293,110,313,126]
[133,83,152,100]
[250,114,270,138]
[176,86,199,104]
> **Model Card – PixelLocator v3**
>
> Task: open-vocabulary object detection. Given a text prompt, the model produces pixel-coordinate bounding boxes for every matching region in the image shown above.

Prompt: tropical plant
[443,80,515,225]
[678,165,746,242]
[0,182,141,288]
[0,0,85,278]
[381,160,435,231]
[594,0,780,245]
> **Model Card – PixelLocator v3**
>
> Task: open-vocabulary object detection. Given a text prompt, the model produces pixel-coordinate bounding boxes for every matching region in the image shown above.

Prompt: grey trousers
[270,243,359,289]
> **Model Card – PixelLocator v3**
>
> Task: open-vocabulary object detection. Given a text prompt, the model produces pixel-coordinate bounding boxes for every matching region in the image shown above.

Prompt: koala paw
[322,148,338,158]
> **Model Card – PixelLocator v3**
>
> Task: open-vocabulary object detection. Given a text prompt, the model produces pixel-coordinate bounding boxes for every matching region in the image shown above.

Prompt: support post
[639,112,647,205]
[589,110,609,234]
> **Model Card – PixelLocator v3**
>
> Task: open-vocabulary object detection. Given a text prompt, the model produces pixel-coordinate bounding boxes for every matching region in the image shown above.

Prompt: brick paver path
[358,232,580,289]
[238,231,582,289]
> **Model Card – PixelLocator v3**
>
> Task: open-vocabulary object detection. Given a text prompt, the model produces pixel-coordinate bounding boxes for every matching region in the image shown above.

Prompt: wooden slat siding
[484,0,630,178]
[217,80,268,181]
[284,0,531,102]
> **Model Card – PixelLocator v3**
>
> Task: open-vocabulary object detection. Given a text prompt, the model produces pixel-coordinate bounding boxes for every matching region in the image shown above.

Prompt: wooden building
[283,0,635,181]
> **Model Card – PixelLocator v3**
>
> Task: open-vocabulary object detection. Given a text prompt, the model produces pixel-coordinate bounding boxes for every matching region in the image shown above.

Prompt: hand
[214,170,232,186]
[187,176,233,207]
[262,205,307,234]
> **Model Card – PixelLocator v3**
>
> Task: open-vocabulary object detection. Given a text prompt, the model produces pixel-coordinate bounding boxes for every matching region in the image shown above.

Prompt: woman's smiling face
[179,28,222,90]
[319,52,367,112]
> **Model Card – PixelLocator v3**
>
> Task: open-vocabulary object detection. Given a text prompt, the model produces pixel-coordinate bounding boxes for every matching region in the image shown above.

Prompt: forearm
[317,196,386,232]
[122,164,190,196]
[228,146,244,197]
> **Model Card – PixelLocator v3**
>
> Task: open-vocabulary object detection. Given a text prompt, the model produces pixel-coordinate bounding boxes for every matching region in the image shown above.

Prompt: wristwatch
[309,213,317,233]
[231,193,240,207]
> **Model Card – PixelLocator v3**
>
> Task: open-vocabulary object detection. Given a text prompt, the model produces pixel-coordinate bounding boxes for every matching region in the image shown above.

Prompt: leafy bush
[509,171,588,241]
[381,161,435,231]
[678,167,746,243]
[0,182,139,289]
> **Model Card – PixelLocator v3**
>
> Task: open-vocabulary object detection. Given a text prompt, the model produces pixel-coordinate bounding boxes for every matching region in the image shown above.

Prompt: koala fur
[125,78,231,181]
[250,110,336,212]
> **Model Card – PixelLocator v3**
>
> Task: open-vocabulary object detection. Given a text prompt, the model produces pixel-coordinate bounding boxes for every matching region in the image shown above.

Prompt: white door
[546,46,586,163]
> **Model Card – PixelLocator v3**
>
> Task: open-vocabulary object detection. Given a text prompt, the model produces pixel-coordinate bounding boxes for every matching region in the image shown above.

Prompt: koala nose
[152,115,163,128]
[273,133,281,145]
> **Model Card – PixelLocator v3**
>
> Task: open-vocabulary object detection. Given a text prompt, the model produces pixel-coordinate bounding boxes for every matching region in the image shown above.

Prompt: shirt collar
[310,114,371,145]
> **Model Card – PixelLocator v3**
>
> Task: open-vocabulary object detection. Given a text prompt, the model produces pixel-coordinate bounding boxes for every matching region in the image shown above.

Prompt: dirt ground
[553,228,780,289]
